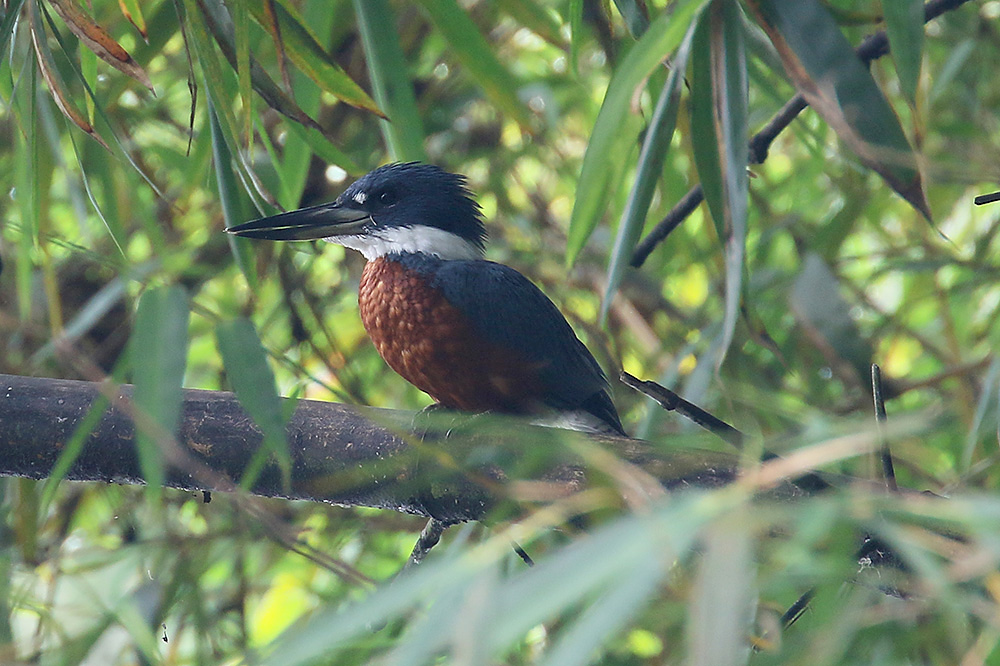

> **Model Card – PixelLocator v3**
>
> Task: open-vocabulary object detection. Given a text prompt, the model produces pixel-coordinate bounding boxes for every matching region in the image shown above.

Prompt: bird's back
[359,252,624,435]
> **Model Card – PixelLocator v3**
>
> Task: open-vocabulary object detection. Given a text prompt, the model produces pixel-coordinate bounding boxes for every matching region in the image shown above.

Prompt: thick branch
[0,374,773,523]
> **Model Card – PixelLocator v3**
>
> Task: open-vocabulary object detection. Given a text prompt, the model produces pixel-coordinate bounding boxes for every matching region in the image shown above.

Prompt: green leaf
[882,0,923,104]
[567,0,706,266]
[688,1,748,372]
[245,1,385,117]
[353,0,428,161]
[601,23,695,323]
[497,0,564,47]
[131,285,191,503]
[688,518,755,665]
[216,318,292,490]
[613,0,650,38]
[210,101,257,289]
[745,0,931,220]
[420,0,533,130]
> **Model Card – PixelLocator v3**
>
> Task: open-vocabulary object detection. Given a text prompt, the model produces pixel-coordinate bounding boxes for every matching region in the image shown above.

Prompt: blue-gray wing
[431,259,624,435]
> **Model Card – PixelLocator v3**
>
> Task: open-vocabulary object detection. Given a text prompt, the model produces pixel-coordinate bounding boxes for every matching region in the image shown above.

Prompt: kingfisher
[226,162,625,436]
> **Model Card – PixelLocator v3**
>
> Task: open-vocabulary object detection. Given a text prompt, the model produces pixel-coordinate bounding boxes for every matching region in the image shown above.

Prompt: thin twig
[620,371,744,449]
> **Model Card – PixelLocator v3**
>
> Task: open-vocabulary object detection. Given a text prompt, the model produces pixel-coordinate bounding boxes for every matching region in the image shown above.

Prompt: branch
[630,0,973,268]
[0,373,786,523]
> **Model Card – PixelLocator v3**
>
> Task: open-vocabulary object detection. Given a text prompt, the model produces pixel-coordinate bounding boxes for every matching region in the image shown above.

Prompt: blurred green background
[1,0,1000,663]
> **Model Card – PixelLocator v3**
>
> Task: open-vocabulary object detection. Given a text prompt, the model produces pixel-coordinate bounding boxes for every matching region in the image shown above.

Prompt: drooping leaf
[882,0,924,104]
[49,0,154,91]
[216,318,291,490]
[420,0,533,130]
[28,1,110,149]
[245,1,385,117]
[118,0,148,39]
[745,0,931,220]
[567,0,706,266]
[131,285,191,503]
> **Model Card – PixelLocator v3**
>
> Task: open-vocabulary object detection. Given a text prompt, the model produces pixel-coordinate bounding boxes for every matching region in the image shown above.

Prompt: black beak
[225,202,371,241]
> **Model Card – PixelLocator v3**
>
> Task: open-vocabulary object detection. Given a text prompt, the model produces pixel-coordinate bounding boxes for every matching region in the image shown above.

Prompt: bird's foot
[410,404,495,441]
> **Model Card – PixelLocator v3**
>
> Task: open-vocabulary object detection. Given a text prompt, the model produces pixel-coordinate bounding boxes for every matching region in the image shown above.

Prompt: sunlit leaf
[568,0,706,266]
[420,0,533,130]
[601,23,696,323]
[118,0,148,40]
[246,1,385,117]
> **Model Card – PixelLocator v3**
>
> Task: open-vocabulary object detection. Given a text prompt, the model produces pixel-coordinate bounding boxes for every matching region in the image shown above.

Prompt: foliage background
[1,0,999,664]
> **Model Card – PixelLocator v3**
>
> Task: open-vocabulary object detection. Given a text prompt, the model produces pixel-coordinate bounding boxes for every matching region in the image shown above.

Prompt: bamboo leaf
[745,0,931,220]
[245,1,385,117]
[118,0,148,40]
[882,0,923,104]
[48,0,154,91]
[420,0,533,130]
[131,285,191,504]
[567,0,706,266]
[216,318,291,490]
[353,0,427,162]
[601,23,695,323]
[497,0,564,47]
[28,1,110,150]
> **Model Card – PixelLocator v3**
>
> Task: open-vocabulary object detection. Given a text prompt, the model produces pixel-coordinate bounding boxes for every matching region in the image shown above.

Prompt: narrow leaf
[497,0,564,47]
[246,1,385,117]
[568,0,706,266]
[197,0,330,137]
[28,2,110,149]
[882,0,923,104]
[216,318,291,490]
[353,0,428,161]
[745,0,931,220]
[131,285,191,503]
[118,0,148,40]
[420,0,533,130]
[601,23,696,323]
[49,0,154,91]
[613,0,650,38]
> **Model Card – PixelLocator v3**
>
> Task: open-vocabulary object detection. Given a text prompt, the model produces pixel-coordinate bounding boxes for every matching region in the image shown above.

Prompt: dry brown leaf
[49,0,154,92]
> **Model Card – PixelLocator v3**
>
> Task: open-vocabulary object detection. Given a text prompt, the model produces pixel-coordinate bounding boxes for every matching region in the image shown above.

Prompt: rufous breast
[358,256,545,413]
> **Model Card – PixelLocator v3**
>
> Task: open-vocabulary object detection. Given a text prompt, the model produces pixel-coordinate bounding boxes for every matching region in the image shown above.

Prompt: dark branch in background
[630,0,973,268]
[0,373,801,525]
[871,364,898,492]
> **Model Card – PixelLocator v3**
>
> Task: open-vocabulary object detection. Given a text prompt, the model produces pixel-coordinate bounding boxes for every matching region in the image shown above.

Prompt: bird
[226,162,625,436]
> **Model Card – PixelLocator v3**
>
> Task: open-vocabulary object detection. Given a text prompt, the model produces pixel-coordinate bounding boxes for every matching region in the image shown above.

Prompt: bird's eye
[378,190,397,206]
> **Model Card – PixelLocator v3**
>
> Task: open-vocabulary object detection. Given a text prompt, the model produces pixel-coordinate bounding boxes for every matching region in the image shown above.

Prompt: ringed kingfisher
[226,162,625,436]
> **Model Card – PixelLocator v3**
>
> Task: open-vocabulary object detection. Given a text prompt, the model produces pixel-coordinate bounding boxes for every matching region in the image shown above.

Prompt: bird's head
[226,162,486,261]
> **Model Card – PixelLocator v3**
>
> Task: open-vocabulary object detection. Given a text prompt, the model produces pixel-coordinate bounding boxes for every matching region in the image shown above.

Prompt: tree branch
[0,373,783,523]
